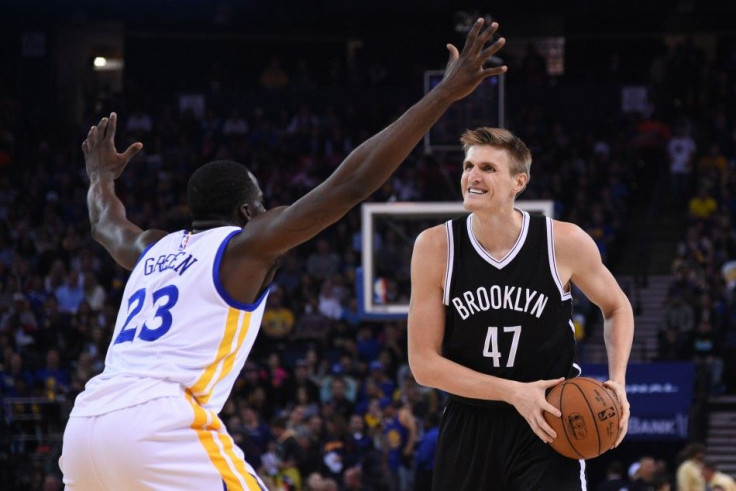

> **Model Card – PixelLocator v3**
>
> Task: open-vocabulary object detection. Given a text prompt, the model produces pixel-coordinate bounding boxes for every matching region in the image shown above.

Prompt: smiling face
[461,145,528,212]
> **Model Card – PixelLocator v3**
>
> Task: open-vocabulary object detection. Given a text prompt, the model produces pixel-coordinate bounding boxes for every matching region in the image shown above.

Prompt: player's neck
[470,208,523,256]
[191,219,235,233]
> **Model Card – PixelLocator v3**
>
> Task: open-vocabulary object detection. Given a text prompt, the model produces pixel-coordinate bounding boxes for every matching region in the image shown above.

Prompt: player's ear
[237,203,251,223]
[514,172,528,195]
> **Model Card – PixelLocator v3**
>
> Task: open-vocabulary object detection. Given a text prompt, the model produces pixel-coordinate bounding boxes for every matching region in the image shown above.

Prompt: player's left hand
[82,112,143,181]
[603,380,629,448]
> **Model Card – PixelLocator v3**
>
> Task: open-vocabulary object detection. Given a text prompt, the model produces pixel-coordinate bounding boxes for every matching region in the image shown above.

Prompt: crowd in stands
[654,39,736,396]
[0,31,735,490]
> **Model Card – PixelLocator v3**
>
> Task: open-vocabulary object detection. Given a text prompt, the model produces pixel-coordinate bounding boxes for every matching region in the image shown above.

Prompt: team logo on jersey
[179,231,191,250]
[567,413,587,440]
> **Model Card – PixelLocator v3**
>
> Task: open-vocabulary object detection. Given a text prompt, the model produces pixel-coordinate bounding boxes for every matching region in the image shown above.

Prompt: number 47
[483,325,521,368]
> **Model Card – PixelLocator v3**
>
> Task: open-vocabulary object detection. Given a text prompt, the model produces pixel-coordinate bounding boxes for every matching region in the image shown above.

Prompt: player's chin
[462,196,486,211]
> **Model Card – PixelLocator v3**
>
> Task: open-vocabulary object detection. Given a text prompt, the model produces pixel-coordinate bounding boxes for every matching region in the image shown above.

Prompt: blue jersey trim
[212,230,271,311]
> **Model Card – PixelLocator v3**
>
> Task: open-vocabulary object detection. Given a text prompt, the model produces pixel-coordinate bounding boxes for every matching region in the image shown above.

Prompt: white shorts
[60,394,266,490]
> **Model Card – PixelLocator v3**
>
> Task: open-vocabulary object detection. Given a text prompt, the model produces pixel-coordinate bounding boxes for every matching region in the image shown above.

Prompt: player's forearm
[603,303,634,384]
[410,350,518,403]
[86,176,143,262]
[87,178,126,239]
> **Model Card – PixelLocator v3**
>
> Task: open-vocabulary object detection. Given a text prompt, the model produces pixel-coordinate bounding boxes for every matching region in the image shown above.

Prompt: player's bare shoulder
[550,219,602,284]
[411,224,449,285]
[413,224,448,259]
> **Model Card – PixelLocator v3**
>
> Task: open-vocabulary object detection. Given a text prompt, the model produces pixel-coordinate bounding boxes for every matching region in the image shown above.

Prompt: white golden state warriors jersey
[71,227,269,417]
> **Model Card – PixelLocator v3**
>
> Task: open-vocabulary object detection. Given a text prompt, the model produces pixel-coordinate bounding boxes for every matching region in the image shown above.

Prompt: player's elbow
[89,223,104,244]
[408,349,438,388]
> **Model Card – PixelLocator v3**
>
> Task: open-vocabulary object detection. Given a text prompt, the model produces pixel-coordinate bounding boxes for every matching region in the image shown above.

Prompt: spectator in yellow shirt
[703,461,736,491]
[676,442,706,491]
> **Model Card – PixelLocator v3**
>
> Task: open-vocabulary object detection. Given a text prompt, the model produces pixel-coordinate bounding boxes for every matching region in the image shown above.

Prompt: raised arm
[407,225,563,443]
[554,220,634,447]
[238,19,507,259]
[83,114,167,270]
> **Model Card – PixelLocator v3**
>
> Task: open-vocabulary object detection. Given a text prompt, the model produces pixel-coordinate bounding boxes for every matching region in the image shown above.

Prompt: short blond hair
[460,127,532,178]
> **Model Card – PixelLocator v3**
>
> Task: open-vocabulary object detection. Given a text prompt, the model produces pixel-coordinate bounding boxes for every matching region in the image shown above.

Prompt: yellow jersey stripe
[198,311,252,405]
[186,391,261,490]
[215,426,262,490]
[190,308,241,398]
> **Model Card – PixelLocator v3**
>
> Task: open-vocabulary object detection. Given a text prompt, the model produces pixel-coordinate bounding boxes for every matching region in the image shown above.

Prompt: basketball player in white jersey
[408,128,634,489]
[59,19,508,490]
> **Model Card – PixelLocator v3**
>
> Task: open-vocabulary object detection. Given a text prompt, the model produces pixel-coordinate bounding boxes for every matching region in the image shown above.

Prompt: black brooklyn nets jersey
[443,210,580,389]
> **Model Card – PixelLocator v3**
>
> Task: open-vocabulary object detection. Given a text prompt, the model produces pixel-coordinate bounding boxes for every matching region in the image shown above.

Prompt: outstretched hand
[82,113,143,181]
[438,18,507,102]
[509,378,564,444]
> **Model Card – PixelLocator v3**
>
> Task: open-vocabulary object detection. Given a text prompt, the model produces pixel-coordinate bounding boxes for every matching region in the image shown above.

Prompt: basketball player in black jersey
[407,128,633,490]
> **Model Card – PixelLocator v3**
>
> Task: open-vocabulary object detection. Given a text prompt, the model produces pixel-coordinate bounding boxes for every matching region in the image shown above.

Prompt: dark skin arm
[223,19,508,303]
[83,19,507,305]
[83,114,167,270]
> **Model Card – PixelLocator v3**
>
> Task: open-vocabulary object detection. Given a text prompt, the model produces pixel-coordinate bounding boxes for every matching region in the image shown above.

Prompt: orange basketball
[543,377,622,460]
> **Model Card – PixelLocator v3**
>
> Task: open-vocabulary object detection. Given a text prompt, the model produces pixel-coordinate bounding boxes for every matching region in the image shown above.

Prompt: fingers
[543,401,561,419]
[98,116,109,140]
[121,142,143,162]
[81,139,89,154]
[460,18,485,55]
[107,112,117,141]
[528,412,557,443]
[544,377,565,388]
[480,37,507,63]
[471,21,499,55]
[87,126,98,147]
[446,44,459,65]
[603,380,630,448]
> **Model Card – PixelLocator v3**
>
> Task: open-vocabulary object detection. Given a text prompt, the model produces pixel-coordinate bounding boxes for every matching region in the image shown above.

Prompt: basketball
[544,377,622,460]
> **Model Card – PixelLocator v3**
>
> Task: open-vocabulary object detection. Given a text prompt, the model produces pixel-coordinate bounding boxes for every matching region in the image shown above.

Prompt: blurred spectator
[596,460,629,491]
[258,56,290,91]
[54,271,84,314]
[702,461,736,491]
[676,442,706,491]
[688,186,718,221]
[414,411,440,491]
[307,239,341,281]
[686,320,725,394]
[667,125,697,206]
[222,109,249,137]
[381,399,417,491]
[33,348,69,400]
[629,456,657,491]
[82,272,106,312]
[262,287,296,342]
[125,106,154,136]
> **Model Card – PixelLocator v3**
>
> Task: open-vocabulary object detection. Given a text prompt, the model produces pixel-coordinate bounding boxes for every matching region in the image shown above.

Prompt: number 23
[113,285,179,344]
